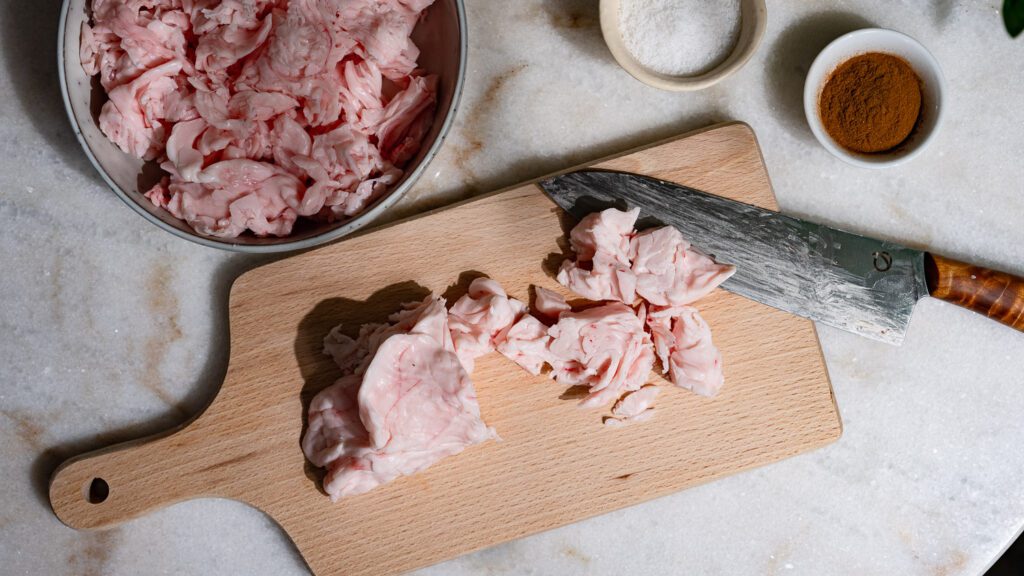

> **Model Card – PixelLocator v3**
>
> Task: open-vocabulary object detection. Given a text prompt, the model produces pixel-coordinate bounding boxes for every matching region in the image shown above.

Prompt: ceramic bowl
[58,0,466,253]
[599,0,767,91]
[803,28,946,168]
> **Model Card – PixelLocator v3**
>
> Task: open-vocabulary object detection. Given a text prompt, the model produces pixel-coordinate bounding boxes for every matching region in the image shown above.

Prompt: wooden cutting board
[50,122,842,575]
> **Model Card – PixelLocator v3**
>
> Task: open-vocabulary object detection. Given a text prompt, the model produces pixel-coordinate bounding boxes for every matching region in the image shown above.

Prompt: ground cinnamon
[819,52,922,154]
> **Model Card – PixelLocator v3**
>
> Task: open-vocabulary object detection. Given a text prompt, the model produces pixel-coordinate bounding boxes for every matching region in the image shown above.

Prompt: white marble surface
[2,1,1024,574]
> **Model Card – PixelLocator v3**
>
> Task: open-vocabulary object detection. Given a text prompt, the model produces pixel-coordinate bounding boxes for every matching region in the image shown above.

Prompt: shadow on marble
[28,254,269,511]
[2,0,99,181]
[537,0,608,62]
[767,11,874,144]
[933,0,956,27]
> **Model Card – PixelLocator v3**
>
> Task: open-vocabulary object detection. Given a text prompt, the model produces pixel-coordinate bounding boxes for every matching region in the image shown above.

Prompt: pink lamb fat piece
[533,286,570,320]
[556,207,734,307]
[445,277,554,376]
[337,0,427,80]
[195,122,250,158]
[287,124,405,219]
[647,305,725,397]
[556,263,637,306]
[80,22,146,91]
[147,159,307,238]
[194,11,274,75]
[447,278,662,411]
[228,91,301,123]
[270,115,313,177]
[447,278,528,373]
[496,315,552,376]
[83,0,197,89]
[84,1,190,81]
[611,385,660,419]
[357,334,492,452]
[163,118,208,182]
[192,85,231,127]
[376,75,438,164]
[547,303,655,409]
[308,124,386,191]
[605,385,659,427]
[603,409,655,428]
[98,59,184,160]
[83,0,438,238]
[556,208,640,303]
[629,226,736,306]
[188,0,277,36]
[269,0,357,80]
[301,373,364,468]
[322,341,493,499]
[568,207,639,264]
[303,295,494,502]
[322,296,452,376]
[338,59,386,133]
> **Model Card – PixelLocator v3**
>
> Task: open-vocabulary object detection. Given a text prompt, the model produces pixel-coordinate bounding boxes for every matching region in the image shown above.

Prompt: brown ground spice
[819,52,922,154]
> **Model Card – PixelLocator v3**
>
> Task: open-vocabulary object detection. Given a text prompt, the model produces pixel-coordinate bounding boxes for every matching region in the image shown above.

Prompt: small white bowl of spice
[600,0,767,91]
[804,28,946,168]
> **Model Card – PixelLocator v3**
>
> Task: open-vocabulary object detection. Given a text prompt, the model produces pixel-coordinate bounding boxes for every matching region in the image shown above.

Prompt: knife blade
[539,170,930,344]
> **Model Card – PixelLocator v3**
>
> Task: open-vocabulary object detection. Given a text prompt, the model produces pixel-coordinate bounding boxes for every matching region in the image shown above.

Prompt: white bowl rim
[57,0,468,253]
[802,27,946,169]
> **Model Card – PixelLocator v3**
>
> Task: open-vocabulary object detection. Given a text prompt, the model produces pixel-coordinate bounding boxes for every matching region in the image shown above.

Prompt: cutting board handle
[48,415,230,530]
[925,253,1024,332]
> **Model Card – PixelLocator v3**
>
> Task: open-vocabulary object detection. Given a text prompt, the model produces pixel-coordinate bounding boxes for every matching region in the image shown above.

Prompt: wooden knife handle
[925,253,1024,332]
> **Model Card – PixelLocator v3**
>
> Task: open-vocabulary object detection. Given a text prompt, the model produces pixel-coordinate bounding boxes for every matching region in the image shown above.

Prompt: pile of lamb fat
[302,207,735,501]
[80,0,440,238]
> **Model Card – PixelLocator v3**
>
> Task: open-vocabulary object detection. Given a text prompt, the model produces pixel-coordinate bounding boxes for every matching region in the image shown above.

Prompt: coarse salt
[619,0,741,76]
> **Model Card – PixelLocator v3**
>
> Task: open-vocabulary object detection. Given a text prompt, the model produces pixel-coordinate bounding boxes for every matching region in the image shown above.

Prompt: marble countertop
[3,1,1024,574]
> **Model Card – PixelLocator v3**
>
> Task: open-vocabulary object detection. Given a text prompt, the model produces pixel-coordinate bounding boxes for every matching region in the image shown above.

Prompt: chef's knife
[539,170,1024,344]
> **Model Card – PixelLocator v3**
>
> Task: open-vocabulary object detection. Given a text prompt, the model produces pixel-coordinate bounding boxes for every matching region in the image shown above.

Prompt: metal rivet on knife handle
[872,251,893,272]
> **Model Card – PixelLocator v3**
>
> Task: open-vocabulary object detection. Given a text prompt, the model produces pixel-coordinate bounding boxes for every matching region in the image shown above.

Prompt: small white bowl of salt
[600,0,767,91]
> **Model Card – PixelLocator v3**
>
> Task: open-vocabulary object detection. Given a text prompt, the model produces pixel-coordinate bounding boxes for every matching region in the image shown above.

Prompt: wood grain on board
[50,123,842,576]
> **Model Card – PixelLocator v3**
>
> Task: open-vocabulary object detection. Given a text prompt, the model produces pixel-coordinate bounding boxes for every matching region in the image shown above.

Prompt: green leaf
[1006,0,1024,37]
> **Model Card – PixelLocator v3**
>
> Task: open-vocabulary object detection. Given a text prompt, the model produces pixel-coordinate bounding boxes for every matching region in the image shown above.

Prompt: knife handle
[925,253,1024,332]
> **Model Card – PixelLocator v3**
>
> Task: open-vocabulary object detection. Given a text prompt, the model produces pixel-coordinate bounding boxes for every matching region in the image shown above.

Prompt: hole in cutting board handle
[85,478,109,504]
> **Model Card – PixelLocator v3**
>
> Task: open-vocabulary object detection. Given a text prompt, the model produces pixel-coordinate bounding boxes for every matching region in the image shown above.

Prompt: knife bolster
[925,253,1024,332]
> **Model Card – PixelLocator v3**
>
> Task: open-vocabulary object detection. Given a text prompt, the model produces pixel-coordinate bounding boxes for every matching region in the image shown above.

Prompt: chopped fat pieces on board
[303,208,734,500]
[557,207,736,307]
